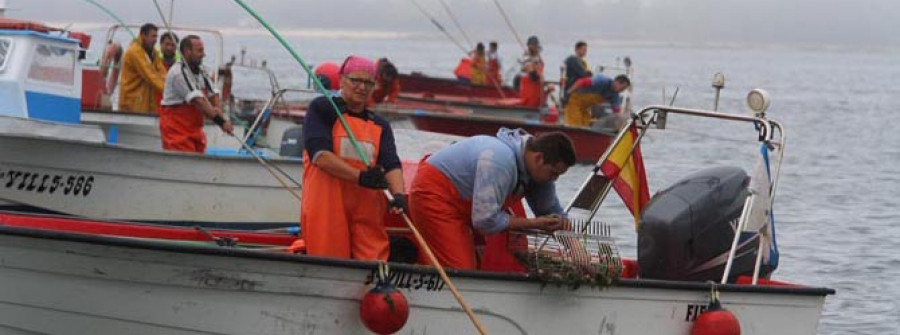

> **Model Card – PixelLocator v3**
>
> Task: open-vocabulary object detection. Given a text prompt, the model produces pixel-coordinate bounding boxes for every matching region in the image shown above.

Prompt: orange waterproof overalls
[409,159,526,271]
[158,67,215,153]
[300,115,390,261]
[519,62,544,108]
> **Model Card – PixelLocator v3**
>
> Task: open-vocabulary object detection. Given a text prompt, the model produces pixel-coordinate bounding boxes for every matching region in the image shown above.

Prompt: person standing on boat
[367,58,400,106]
[517,36,545,108]
[301,55,407,261]
[564,74,630,127]
[158,35,233,153]
[562,41,592,106]
[118,23,167,114]
[159,31,180,70]
[409,128,575,270]
[487,41,502,85]
[470,43,488,85]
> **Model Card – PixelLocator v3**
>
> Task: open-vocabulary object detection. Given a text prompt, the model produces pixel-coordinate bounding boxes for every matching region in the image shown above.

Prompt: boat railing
[565,92,784,285]
[242,88,319,147]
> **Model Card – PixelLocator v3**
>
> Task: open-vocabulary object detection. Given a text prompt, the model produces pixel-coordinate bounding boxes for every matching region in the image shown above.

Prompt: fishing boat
[0,92,833,334]
[0,18,304,228]
[407,110,617,163]
[398,71,518,99]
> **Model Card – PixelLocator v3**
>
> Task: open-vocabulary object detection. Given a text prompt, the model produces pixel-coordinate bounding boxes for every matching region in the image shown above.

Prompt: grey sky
[9,0,899,48]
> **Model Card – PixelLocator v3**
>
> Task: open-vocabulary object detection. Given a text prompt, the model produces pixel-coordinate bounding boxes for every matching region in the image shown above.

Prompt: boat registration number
[0,169,95,197]
[365,269,446,292]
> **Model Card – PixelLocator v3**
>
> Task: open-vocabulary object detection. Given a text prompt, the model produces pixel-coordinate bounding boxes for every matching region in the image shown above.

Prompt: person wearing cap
[158,35,233,153]
[517,36,545,108]
[564,74,631,127]
[301,55,407,261]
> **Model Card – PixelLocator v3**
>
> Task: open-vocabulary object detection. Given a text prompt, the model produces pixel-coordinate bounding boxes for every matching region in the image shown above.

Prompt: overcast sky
[8,0,899,48]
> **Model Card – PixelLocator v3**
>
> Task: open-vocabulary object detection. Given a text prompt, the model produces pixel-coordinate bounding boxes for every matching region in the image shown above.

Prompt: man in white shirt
[158,35,233,153]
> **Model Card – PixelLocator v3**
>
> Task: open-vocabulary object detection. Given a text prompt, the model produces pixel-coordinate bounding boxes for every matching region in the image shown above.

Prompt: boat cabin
[0,18,87,124]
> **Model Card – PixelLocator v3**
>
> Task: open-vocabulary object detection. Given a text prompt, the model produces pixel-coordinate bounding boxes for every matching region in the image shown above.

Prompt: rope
[437,0,473,49]
[409,0,469,54]
[231,134,302,201]
[229,1,487,333]
[81,0,135,39]
[491,0,525,51]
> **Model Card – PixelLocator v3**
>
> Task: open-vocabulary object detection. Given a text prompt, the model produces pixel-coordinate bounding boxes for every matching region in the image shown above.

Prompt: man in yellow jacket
[118,23,167,114]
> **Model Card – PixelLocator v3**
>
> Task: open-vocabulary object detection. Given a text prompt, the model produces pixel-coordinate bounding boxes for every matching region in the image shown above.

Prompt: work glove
[388,193,408,214]
[358,165,388,189]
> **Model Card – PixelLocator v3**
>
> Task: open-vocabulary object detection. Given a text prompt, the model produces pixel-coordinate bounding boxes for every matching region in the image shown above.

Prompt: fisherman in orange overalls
[158,35,233,153]
[487,41,502,86]
[301,55,407,261]
[409,129,577,270]
[517,36,545,108]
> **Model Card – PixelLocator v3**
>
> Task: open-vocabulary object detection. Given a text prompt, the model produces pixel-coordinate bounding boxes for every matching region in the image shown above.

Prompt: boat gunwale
[0,224,835,297]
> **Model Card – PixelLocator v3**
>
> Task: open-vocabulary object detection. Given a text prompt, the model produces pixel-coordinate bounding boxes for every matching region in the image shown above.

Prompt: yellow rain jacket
[118,40,167,113]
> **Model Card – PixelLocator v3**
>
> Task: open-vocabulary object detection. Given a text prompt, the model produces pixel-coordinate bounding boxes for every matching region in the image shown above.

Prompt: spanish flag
[599,124,650,228]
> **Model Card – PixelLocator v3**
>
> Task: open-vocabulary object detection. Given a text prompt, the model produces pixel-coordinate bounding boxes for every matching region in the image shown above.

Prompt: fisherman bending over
[564,74,630,127]
[409,128,575,270]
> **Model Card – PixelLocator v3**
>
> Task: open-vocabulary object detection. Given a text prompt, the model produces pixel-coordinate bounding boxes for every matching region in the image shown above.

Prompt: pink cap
[339,55,376,77]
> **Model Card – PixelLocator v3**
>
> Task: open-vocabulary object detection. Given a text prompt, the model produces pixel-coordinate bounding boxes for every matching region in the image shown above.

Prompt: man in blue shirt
[564,74,630,127]
[408,128,576,270]
[562,41,591,105]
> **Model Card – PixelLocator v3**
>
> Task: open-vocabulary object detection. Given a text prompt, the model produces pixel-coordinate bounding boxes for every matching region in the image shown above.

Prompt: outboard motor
[279,126,304,158]
[638,166,768,282]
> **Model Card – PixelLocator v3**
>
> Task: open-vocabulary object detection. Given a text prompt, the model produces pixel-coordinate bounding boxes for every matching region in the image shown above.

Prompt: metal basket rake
[510,219,623,288]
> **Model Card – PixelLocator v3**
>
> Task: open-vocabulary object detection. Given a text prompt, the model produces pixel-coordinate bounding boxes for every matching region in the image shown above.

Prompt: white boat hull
[81,109,256,151]
[0,227,831,335]
[0,130,302,227]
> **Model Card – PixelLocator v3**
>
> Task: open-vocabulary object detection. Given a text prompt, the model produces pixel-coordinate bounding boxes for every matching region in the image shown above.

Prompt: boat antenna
[229,2,488,333]
[408,0,469,54]
[491,0,525,51]
[436,0,473,50]
[82,0,135,39]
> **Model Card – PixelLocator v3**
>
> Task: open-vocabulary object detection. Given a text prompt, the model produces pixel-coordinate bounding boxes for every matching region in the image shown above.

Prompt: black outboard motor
[638,166,767,282]
[279,126,304,158]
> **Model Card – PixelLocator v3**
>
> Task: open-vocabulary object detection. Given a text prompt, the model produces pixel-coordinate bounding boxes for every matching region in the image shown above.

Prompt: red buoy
[314,61,341,90]
[692,297,740,335]
[360,265,409,334]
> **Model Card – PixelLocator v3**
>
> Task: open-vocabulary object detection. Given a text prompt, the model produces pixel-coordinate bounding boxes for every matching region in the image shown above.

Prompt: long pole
[230,1,487,333]
[491,0,525,51]
[408,0,506,99]
[409,0,468,54]
[437,0,473,49]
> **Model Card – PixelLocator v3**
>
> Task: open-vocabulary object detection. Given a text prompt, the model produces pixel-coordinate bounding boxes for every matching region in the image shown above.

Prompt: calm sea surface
[204,34,899,334]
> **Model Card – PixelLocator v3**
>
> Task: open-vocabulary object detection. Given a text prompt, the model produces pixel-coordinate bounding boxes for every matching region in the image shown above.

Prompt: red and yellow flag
[599,124,650,228]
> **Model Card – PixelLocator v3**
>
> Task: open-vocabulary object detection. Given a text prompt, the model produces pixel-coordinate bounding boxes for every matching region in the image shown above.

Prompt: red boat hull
[398,73,518,99]
[407,112,616,163]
